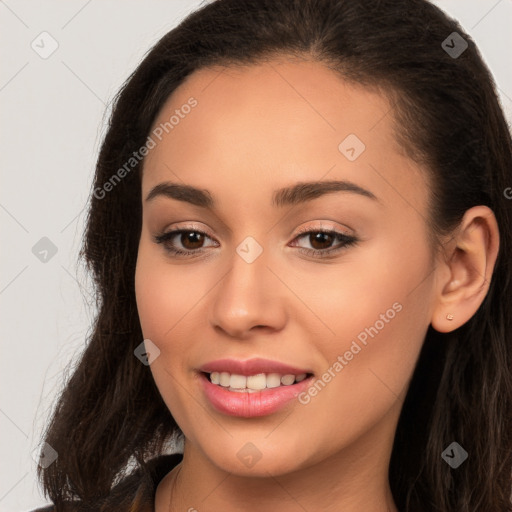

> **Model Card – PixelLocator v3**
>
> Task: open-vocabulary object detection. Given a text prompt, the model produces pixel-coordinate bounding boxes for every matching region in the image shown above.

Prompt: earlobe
[431,206,500,333]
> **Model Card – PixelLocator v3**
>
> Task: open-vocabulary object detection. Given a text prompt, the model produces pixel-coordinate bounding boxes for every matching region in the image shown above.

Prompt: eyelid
[164,222,216,239]
[292,221,353,237]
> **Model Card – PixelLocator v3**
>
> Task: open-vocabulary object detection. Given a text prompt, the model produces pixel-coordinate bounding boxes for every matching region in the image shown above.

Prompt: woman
[33,0,512,510]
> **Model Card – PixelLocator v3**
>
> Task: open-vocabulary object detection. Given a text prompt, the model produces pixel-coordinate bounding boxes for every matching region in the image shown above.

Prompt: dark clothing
[30,452,183,512]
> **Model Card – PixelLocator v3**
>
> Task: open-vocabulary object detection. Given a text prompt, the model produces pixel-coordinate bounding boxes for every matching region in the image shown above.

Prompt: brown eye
[154,228,218,257]
[308,232,335,250]
[290,229,358,258]
[180,231,205,250]
[154,227,357,259]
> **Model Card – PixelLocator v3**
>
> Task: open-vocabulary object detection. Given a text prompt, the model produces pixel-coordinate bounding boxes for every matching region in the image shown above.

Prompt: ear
[431,205,500,333]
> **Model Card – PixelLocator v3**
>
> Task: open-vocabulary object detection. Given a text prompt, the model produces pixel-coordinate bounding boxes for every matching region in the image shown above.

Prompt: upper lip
[198,358,312,376]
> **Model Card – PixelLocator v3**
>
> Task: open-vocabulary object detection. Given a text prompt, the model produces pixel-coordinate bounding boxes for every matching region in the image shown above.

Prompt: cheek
[135,252,167,341]
[134,240,213,396]
[306,231,429,345]
[134,243,202,428]
[300,227,433,405]
[135,240,206,343]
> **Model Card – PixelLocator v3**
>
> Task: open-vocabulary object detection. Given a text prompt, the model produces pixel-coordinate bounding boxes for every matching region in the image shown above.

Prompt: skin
[134,56,499,511]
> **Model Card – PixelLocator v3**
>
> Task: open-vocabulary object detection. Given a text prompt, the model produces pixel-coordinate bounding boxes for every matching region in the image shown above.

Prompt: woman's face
[135,57,439,477]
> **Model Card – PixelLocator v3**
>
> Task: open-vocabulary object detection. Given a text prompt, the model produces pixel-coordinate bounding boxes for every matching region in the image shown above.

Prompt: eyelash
[153,225,358,259]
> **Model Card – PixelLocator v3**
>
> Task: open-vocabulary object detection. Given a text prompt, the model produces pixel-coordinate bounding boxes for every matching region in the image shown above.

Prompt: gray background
[1,1,511,510]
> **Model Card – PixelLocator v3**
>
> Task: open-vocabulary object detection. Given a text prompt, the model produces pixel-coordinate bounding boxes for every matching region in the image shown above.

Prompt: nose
[209,244,288,340]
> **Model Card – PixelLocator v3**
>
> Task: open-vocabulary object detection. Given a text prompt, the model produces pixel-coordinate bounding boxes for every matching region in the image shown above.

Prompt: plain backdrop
[1,1,511,510]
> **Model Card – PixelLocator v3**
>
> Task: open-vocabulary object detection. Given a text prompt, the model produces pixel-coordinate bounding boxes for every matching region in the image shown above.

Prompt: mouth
[201,370,314,393]
[198,369,315,417]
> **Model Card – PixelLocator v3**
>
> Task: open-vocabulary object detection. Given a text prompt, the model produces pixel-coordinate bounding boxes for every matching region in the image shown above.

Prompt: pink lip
[199,372,314,417]
[198,357,312,376]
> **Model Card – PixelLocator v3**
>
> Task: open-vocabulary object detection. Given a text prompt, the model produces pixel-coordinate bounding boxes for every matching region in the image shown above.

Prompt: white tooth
[229,387,258,393]
[247,373,267,390]
[281,374,295,386]
[295,373,307,382]
[230,374,247,389]
[219,372,231,387]
[210,371,220,384]
[266,373,282,388]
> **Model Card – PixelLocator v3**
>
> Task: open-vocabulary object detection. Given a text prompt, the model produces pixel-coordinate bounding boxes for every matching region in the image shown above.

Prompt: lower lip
[199,372,314,417]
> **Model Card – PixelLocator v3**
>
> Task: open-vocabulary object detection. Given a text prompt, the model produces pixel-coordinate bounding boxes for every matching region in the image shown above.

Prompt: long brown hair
[37,0,512,510]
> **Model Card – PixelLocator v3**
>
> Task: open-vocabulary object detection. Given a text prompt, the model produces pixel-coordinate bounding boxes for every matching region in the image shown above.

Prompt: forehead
[147,57,396,153]
[141,57,428,214]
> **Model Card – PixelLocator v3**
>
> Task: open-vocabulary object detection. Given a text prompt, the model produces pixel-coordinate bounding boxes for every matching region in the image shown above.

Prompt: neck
[156,429,400,511]
[156,396,403,512]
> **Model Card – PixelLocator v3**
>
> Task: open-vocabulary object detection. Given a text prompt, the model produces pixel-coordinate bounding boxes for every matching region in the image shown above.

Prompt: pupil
[182,231,204,249]
[310,232,333,250]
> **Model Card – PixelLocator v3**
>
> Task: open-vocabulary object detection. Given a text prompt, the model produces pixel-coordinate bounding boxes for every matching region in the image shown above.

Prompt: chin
[197,435,313,478]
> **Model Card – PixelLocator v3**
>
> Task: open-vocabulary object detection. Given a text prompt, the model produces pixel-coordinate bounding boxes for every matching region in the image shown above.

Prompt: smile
[206,371,309,392]
[199,371,314,417]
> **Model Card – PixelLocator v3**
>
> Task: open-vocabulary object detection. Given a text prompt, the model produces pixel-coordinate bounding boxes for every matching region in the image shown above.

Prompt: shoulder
[29,453,183,512]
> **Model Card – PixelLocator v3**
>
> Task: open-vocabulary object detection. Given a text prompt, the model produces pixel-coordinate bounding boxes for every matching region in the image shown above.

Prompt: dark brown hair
[37,0,512,510]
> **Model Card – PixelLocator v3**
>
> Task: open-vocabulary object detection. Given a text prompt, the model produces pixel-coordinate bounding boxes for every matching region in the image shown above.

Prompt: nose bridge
[209,237,286,337]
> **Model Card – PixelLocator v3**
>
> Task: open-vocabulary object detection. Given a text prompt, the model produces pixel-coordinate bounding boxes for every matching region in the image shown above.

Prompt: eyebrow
[145,179,378,208]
